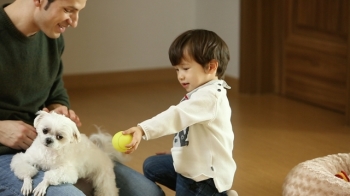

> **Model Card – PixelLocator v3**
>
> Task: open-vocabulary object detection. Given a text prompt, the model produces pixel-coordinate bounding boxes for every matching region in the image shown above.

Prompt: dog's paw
[21,177,33,196]
[33,180,49,196]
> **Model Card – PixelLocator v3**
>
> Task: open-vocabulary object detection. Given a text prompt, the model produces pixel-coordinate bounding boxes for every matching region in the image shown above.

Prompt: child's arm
[122,125,144,154]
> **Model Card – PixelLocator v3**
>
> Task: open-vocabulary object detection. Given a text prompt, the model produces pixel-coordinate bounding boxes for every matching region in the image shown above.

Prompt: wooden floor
[66,79,350,196]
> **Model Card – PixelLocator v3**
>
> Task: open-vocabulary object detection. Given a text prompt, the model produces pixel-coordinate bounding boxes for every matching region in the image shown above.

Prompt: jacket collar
[181,79,231,101]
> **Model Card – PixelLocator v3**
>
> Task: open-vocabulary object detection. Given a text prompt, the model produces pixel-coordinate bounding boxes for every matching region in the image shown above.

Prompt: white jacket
[139,79,236,192]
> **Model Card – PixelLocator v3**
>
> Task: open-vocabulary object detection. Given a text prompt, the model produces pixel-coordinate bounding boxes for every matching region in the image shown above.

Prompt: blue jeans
[143,154,227,196]
[0,154,165,196]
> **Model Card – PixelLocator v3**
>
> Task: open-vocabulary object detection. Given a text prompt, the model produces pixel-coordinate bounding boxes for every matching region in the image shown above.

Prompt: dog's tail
[89,127,130,163]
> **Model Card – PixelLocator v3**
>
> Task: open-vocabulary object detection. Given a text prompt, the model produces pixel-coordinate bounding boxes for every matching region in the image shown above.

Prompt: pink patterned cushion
[283,153,350,196]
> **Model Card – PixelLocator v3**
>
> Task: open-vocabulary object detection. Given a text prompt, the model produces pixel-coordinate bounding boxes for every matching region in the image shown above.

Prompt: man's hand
[0,120,37,150]
[43,104,82,127]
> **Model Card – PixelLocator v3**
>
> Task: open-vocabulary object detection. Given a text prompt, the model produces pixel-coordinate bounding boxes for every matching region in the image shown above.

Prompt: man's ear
[207,59,218,74]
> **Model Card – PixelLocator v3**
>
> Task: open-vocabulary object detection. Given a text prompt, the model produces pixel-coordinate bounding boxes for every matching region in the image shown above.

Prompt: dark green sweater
[0,4,70,154]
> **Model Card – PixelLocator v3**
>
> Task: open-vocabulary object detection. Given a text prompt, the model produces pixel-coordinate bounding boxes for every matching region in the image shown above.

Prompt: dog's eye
[56,135,63,140]
[43,128,49,134]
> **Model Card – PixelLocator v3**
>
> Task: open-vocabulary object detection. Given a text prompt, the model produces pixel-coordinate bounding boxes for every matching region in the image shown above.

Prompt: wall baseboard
[63,68,175,90]
[63,68,238,90]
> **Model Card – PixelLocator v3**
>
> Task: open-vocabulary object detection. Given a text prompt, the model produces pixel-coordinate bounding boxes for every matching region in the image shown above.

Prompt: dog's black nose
[46,138,53,145]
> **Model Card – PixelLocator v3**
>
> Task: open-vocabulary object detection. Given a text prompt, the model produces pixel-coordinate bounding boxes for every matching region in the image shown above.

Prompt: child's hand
[123,126,144,154]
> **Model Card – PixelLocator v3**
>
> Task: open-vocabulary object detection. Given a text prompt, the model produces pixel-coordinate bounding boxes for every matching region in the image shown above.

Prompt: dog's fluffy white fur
[10,110,126,196]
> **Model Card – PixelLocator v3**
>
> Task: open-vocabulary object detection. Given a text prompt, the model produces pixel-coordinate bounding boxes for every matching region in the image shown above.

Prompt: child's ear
[207,59,218,74]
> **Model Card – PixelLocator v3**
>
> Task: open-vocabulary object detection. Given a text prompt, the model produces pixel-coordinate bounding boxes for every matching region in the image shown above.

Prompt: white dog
[10,110,126,196]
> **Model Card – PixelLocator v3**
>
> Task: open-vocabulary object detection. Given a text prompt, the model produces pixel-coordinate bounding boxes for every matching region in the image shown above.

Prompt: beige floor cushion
[283,153,350,196]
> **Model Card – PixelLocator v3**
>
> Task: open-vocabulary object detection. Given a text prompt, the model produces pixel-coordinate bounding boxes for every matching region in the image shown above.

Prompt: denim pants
[0,154,164,196]
[143,154,227,196]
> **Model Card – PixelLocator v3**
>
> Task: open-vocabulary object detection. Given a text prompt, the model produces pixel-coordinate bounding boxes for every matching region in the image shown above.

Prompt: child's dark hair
[168,29,230,79]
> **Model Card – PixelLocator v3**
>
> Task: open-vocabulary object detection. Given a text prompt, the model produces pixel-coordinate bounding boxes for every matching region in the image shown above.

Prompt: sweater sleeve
[139,89,218,140]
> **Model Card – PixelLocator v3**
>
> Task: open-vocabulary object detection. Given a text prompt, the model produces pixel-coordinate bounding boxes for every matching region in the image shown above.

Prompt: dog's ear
[71,125,81,143]
[34,110,48,128]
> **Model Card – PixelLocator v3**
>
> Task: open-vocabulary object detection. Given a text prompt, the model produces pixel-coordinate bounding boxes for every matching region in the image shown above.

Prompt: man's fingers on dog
[75,116,82,126]
[18,141,30,150]
[68,110,82,127]
[52,106,69,116]
[22,135,35,148]
[68,109,75,118]
[27,130,37,140]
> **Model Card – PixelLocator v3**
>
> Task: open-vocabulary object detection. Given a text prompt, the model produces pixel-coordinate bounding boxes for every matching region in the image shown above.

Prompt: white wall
[62,1,195,74]
[62,0,240,78]
[0,0,240,78]
[195,0,240,78]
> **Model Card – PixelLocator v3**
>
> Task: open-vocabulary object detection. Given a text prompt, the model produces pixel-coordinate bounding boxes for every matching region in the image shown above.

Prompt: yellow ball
[112,132,133,152]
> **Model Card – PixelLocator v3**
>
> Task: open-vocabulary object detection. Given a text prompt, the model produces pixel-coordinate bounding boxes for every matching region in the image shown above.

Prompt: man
[0,0,86,195]
[0,0,165,195]
[0,0,84,153]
